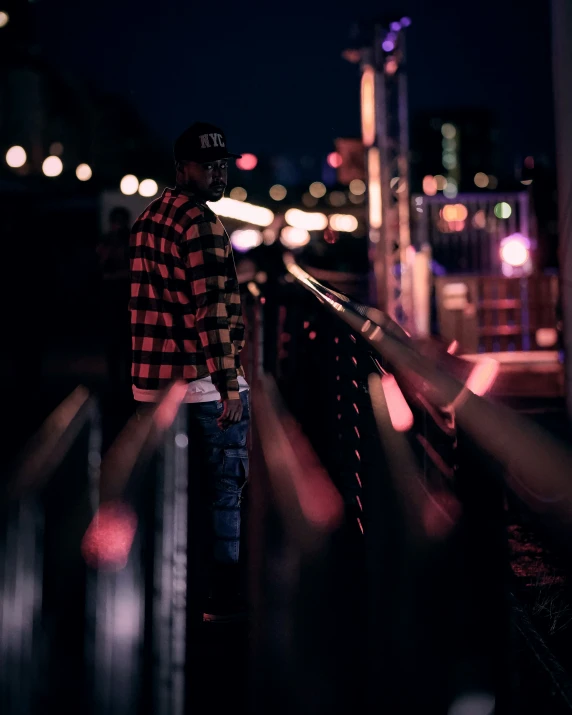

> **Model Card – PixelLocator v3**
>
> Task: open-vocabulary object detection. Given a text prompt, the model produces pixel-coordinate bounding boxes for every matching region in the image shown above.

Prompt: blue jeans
[187,391,250,568]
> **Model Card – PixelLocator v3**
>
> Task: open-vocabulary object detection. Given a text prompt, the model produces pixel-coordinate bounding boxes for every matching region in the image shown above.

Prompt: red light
[82,501,137,571]
[309,331,317,340]
[236,153,258,171]
[327,152,343,168]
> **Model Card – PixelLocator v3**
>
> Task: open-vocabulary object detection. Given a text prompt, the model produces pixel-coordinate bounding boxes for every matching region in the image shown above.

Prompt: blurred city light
[442,204,468,222]
[280,226,311,249]
[361,66,376,147]
[349,179,366,195]
[443,179,458,198]
[329,214,359,232]
[42,156,63,177]
[230,229,263,253]
[207,197,274,226]
[269,184,287,201]
[120,174,139,195]
[82,501,138,571]
[488,175,498,189]
[521,179,533,186]
[302,192,318,207]
[50,142,63,156]
[309,181,327,198]
[368,147,382,229]
[423,175,438,196]
[236,153,258,170]
[329,191,347,207]
[441,123,457,139]
[500,234,529,267]
[76,163,92,181]
[382,39,395,52]
[472,209,487,229]
[494,202,512,219]
[139,179,158,197]
[6,145,26,168]
[474,172,489,188]
[262,228,277,245]
[349,193,365,205]
[229,186,247,201]
[435,174,447,191]
[524,155,535,169]
[400,16,412,27]
[327,152,343,168]
[285,208,328,231]
[0,11,9,28]
[536,328,558,348]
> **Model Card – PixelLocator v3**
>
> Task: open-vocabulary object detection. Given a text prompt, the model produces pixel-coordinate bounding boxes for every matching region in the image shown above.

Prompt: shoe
[202,595,248,624]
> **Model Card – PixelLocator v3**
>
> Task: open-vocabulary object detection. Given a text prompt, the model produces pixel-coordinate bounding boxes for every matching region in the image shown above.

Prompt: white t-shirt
[133,375,249,404]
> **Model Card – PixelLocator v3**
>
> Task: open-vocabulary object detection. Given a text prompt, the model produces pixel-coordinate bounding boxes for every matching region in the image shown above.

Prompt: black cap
[173,122,242,163]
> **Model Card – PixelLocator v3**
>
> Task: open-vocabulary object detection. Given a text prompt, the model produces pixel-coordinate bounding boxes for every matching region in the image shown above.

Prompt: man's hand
[218,398,243,430]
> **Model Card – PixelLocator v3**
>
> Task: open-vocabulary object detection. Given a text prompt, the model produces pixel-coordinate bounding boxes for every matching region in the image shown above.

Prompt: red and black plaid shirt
[129,187,245,401]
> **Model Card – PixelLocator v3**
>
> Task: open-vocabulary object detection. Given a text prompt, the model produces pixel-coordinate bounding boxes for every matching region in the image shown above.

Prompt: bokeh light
[302,192,318,208]
[423,175,438,196]
[6,145,26,168]
[382,40,395,52]
[443,179,458,198]
[472,209,487,229]
[349,179,366,195]
[329,214,359,232]
[230,229,263,253]
[309,181,327,198]
[230,186,247,201]
[441,123,457,139]
[435,174,447,191]
[49,142,64,156]
[442,204,468,222]
[524,156,535,170]
[400,16,412,27]
[269,184,287,201]
[329,191,346,207]
[207,197,274,226]
[494,202,512,219]
[349,193,365,204]
[139,179,159,197]
[0,12,9,28]
[236,153,257,170]
[488,175,498,189]
[280,226,310,249]
[285,208,328,231]
[76,163,92,181]
[120,174,139,195]
[361,66,376,147]
[474,172,489,188]
[327,152,343,168]
[42,156,63,177]
[500,235,529,267]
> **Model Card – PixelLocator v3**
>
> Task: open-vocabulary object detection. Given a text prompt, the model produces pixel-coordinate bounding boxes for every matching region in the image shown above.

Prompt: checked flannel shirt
[129,187,245,402]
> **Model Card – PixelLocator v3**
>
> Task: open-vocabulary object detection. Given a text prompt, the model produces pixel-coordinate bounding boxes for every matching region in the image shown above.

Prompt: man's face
[179,159,228,201]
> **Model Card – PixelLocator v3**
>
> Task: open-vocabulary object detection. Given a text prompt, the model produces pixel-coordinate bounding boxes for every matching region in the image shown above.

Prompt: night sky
[37,0,554,176]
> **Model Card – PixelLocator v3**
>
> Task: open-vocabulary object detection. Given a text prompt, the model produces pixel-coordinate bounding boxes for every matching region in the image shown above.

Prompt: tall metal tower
[346,18,414,331]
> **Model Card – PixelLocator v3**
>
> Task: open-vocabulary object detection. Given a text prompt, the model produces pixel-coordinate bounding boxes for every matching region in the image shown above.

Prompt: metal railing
[248,253,572,713]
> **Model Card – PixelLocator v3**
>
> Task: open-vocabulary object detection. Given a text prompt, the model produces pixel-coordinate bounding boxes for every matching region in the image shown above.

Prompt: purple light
[390,21,401,32]
[382,40,395,52]
[400,16,412,27]
[387,31,398,42]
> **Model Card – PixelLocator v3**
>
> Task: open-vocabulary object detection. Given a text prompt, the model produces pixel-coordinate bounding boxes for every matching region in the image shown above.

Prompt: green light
[494,202,512,220]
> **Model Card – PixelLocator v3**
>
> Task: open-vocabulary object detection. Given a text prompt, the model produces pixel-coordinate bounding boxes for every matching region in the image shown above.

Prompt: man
[130,121,249,622]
